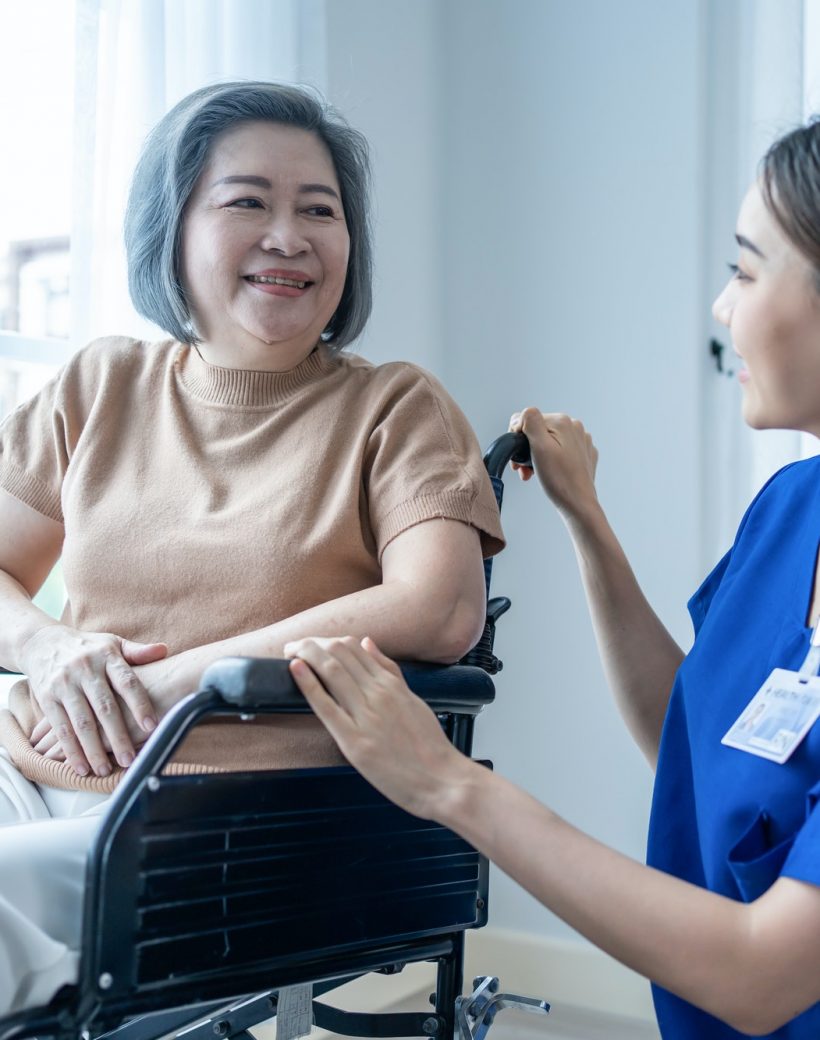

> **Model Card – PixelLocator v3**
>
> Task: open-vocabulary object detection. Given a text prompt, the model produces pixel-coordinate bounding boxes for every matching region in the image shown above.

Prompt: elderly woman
[290,118,820,1039]
[0,82,503,1012]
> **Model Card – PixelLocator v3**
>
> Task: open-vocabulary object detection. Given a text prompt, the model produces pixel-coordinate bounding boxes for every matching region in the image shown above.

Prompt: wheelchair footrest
[455,975,550,1039]
[312,1002,444,1037]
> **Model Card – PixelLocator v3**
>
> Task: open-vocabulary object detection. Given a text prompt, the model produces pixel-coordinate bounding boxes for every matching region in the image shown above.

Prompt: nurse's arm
[289,636,820,1037]
[512,409,684,768]
[560,493,684,768]
[442,782,820,1037]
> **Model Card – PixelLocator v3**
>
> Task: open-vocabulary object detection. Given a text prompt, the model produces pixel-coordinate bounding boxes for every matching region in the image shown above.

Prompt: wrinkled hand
[286,636,473,821]
[509,407,599,518]
[20,625,166,777]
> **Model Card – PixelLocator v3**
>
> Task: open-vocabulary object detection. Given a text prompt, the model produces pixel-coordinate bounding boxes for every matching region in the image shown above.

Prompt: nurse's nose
[712,280,733,327]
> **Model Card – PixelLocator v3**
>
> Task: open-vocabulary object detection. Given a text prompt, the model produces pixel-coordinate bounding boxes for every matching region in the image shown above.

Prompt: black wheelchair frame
[0,431,549,1040]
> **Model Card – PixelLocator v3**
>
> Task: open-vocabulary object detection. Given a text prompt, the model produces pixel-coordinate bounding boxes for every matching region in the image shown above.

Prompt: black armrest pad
[200,657,495,714]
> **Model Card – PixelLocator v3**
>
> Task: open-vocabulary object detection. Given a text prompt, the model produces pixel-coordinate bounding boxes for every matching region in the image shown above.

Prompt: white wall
[324,0,444,374]
[439,0,704,942]
[323,0,706,954]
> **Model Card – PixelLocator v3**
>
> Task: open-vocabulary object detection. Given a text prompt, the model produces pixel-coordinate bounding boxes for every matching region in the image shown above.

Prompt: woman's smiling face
[712,183,820,436]
[180,120,350,371]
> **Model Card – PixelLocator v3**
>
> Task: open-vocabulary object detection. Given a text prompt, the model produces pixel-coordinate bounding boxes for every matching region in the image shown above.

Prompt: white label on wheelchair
[276,983,314,1039]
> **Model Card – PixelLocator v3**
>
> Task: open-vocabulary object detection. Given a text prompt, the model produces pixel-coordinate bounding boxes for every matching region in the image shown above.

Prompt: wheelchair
[0,431,550,1040]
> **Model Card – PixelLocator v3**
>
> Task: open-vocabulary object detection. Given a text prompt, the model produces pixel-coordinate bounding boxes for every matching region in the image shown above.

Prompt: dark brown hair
[760,119,820,288]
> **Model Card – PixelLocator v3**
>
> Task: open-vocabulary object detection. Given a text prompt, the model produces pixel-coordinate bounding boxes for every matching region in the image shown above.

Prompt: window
[0,0,75,382]
[0,1,76,616]
[0,0,306,620]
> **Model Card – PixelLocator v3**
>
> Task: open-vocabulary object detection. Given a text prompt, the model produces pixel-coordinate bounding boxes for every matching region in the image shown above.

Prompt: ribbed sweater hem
[376,490,506,559]
[0,460,62,522]
[0,710,227,792]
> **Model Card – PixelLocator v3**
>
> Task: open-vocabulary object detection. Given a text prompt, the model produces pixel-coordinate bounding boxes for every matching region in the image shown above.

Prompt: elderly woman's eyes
[227,198,264,209]
[223,199,335,218]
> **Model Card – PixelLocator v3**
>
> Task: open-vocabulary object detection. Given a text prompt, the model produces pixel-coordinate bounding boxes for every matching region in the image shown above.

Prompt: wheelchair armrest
[94,657,494,801]
[201,656,495,715]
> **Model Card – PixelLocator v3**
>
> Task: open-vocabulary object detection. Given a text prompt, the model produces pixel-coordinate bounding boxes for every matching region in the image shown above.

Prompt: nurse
[287,117,820,1039]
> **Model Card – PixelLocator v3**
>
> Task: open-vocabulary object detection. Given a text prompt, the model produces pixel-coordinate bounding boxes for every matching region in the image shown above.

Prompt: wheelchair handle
[482,431,531,479]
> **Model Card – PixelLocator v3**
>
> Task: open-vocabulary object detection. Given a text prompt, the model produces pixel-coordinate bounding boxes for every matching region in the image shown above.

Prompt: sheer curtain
[71,0,324,345]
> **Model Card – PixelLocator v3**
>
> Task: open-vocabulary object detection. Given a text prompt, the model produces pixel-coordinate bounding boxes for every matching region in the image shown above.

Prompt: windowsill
[0,331,74,365]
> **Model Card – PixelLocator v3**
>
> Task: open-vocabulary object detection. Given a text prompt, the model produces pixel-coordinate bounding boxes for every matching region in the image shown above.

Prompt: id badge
[721,668,820,764]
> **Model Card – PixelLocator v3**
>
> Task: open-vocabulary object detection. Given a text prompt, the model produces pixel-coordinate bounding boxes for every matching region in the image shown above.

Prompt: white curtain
[70,0,323,345]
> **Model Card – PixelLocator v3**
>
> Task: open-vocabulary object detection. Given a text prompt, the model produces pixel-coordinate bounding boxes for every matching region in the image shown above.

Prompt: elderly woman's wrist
[16,619,66,670]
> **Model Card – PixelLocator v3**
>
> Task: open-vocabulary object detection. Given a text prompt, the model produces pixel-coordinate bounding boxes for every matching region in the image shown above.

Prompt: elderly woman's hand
[509,407,599,520]
[20,625,165,776]
[287,636,476,821]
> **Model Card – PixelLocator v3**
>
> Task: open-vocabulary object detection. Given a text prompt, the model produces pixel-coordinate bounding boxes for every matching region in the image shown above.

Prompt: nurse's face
[712,183,820,436]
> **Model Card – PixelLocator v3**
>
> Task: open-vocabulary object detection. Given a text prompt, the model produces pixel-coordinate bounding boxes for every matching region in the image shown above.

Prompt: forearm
[564,501,684,765]
[439,764,788,1034]
[0,569,60,669]
[289,636,820,1036]
[150,578,478,712]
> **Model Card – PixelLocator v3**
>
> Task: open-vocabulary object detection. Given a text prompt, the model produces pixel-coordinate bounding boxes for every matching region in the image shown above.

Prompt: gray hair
[125,81,373,350]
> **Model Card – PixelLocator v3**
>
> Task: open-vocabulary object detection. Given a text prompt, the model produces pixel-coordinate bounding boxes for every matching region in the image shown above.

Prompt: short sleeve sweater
[0,337,504,792]
[647,457,820,1038]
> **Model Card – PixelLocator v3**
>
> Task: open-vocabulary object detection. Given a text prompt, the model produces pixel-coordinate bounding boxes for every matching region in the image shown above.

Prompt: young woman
[288,119,820,1038]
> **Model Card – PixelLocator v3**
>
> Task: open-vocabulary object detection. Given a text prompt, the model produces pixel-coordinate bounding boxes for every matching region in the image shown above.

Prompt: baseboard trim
[464,927,657,1024]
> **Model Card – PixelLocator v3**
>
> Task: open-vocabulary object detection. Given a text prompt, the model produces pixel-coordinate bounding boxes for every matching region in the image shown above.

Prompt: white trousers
[0,750,109,1015]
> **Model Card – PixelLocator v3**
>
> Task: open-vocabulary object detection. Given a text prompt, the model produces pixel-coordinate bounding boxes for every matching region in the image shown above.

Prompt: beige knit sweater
[0,338,504,791]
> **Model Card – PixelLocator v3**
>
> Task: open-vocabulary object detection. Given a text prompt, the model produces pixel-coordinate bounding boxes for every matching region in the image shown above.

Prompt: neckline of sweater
[177,343,336,407]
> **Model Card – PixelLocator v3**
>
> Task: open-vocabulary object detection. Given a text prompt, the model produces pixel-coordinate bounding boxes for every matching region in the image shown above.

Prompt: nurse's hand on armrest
[286,635,477,821]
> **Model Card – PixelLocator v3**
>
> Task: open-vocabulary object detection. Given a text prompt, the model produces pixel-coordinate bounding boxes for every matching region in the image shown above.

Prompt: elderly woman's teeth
[246,275,308,288]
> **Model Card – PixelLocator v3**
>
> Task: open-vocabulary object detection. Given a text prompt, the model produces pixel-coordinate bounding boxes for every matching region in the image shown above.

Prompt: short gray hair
[125,81,373,350]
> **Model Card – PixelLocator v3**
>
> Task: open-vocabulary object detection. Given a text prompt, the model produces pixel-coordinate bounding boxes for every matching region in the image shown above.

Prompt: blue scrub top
[647,457,820,1039]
